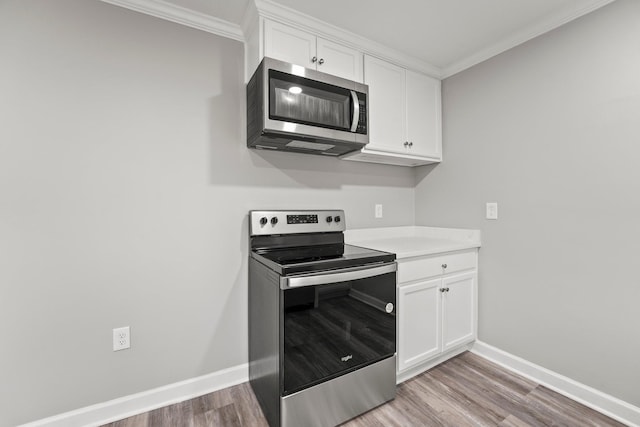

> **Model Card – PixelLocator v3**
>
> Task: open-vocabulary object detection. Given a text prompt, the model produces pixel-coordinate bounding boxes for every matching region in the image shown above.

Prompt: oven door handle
[280,262,396,289]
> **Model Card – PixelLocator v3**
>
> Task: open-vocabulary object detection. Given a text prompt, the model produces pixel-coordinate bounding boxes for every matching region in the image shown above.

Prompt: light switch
[486,202,498,220]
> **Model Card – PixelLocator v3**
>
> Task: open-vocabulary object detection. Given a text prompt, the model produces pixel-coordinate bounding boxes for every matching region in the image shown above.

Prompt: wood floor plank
[100,352,627,427]
[208,403,242,427]
[525,386,627,427]
[431,359,566,427]
[455,352,538,396]
[110,412,149,427]
[148,400,193,427]
[423,365,509,425]
[499,414,535,427]
[227,382,269,427]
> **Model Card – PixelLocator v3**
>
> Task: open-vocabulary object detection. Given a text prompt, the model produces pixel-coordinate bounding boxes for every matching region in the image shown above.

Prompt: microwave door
[269,72,353,131]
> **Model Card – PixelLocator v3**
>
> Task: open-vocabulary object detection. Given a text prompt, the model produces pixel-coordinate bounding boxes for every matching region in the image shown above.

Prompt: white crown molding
[17,363,248,427]
[441,0,618,78]
[100,0,244,42]
[472,341,640,427]
[252,0,443,78]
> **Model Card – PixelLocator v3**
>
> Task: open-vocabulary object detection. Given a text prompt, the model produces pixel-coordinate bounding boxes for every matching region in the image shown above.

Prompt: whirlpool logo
[341,354,353,362]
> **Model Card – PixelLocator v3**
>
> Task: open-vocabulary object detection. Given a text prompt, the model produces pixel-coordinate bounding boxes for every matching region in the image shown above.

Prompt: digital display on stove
[287,214,318,224]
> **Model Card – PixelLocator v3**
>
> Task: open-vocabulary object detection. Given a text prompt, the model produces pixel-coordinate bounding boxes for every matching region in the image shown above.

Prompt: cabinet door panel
[264,20,316,69]
[398,278,441,371]
[442,272,476,351]
[316,38,363,82]
[406,70,442,159]
[363,55,406,154]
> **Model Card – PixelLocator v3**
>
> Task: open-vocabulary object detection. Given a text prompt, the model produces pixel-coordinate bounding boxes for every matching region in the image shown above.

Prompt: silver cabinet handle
[409,142,413,147]
[440,288,446,292]
[442,263,447,269]
[404,141,409,147]
[311,56,317,63]
[318,58,325,65]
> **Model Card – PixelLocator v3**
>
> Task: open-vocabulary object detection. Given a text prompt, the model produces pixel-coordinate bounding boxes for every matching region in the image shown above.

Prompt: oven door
[280,263,396,396]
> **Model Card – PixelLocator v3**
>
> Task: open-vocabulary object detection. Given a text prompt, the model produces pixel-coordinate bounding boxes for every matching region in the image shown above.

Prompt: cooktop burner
[249,210,395,276]
[252,243,394,275]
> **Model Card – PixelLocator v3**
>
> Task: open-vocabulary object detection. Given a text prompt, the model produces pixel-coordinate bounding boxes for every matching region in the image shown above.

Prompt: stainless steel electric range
[248,210,397,427]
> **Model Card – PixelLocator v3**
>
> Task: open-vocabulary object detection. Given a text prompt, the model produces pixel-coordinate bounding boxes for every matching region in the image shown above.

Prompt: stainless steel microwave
[247,57,369,156]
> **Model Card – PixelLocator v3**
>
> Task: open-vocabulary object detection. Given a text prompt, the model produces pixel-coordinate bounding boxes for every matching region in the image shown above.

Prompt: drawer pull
[442,263,448,269]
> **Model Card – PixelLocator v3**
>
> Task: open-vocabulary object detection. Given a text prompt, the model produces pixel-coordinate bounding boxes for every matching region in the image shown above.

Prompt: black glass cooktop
[251,244,395,276]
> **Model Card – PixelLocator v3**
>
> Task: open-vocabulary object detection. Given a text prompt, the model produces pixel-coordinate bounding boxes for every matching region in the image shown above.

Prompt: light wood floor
[102,352,627,427]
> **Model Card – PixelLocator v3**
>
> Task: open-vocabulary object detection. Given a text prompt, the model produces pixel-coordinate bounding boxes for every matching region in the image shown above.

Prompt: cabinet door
[398,278,441,372]
[363,55,406,154]
[442,271,476,352]
[406,70,442,159]
[316,38,363,82]
[264,20,316,70]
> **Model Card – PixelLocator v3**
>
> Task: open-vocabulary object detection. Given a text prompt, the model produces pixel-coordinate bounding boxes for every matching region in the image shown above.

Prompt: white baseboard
[18,363,249,427]
[471,341,640,427]
[21,343,640,426]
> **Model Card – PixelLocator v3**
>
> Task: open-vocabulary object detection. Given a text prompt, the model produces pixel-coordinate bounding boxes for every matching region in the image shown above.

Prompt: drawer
[398,250,476,283]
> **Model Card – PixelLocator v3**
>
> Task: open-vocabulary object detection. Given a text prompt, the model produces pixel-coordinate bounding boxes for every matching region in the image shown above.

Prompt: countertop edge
[345,226,481,259]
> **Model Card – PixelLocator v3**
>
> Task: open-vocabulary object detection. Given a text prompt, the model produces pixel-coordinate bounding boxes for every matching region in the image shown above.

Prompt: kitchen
[1,0,639,426]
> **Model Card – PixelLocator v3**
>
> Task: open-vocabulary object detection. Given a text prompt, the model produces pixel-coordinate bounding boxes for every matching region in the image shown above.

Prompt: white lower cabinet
[442,271,475,352]
[397,251,477,377]
[398,277,441,371]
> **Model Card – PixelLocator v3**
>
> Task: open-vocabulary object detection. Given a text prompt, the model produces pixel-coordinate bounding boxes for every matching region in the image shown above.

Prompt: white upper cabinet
[363,55,406,154]
[406,70,442,159]
[315,38,363,83]
[264,21,363,83]
[342,55,442,166]
[264,20,316,70]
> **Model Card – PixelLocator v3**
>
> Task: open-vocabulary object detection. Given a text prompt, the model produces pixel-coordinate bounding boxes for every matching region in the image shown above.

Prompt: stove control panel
[250,210,345,236]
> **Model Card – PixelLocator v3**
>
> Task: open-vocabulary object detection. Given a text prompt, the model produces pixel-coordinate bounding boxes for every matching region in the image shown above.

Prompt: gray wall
[415,0,640,407]
[0,1,414,425]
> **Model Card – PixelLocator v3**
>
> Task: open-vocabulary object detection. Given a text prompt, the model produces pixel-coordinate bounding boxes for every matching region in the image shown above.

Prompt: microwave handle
[350,90,360,132]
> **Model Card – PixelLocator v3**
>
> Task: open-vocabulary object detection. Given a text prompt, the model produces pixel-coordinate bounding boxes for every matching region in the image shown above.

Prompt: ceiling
[109,0,616,77]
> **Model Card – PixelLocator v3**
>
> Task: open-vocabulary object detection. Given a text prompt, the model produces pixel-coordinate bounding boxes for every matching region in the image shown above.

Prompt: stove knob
[334,216,341,223]
[270,217,278,225]
[259,217,268,226]
[326,216,333,223]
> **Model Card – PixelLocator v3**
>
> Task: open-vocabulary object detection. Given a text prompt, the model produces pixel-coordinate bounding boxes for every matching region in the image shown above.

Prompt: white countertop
[345,226,481,259]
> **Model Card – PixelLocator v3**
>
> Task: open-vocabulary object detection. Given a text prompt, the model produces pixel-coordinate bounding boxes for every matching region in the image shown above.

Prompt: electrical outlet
[486,202,498,220]
[113,326,130,351]
[375,204,383,218]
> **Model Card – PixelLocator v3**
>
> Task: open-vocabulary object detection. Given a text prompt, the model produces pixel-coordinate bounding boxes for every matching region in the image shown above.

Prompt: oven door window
[282,271,396,396]
[269,70,353,131]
